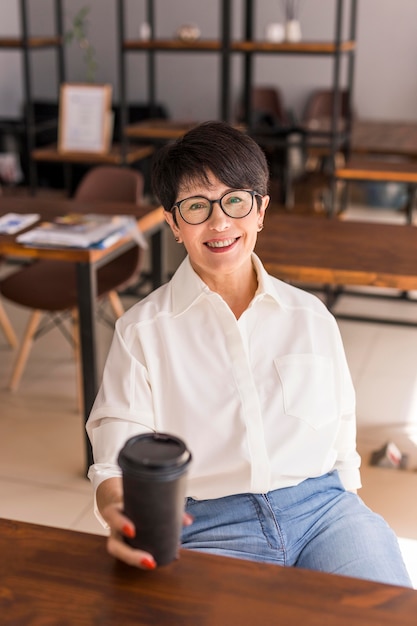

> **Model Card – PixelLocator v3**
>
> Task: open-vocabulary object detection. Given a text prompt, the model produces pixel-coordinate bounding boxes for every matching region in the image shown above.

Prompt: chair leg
[107,290,125,319]
[0,298,18,348]
[9,310,42,391]
[71,308,84,414]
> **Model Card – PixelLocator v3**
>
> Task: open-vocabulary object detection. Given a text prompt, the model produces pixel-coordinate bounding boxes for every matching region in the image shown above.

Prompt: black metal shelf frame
[0,0,66,192]
[116,0,358,185]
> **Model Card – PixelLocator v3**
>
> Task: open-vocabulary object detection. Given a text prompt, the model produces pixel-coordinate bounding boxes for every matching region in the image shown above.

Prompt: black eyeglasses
[171,189,263,225]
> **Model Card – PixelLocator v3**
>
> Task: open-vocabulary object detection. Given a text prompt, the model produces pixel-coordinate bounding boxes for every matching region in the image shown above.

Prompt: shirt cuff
[87,463,122,529]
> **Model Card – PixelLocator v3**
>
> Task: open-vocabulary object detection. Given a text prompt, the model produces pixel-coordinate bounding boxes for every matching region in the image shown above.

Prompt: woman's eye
[226,195,242,204]
[189,202,206,211]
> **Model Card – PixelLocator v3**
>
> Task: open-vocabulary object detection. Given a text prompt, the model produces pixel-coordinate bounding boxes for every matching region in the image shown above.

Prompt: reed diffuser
[282,0,302,42]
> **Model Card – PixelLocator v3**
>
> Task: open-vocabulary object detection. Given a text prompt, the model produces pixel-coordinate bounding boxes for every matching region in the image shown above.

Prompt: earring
[258,223,264,232]
[175,236,180,242]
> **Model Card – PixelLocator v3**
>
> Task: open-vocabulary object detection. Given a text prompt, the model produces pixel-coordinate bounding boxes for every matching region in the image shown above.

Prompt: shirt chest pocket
[274,354,338,430]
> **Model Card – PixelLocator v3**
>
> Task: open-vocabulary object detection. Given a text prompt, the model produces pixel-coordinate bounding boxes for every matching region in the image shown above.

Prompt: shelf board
[0,36,62,49]
[232,40,356,54]
[122,39,355,55]
[32,143,154,165]
[123,39,221,51]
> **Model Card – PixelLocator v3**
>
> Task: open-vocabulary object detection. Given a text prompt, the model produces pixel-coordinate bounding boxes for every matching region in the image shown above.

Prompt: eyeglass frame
[171,189,264,225]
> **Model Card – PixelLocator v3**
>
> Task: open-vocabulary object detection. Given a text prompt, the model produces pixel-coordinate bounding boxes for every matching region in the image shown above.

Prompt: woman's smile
[205,236,240,250]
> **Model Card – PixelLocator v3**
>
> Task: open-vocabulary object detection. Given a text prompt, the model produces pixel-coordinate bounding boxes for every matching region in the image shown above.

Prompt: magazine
[16,213,146,249]
[0,212,40,235]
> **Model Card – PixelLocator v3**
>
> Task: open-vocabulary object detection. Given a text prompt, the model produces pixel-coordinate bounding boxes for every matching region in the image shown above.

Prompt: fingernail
[122,523,135,539]
[140,557,156,570]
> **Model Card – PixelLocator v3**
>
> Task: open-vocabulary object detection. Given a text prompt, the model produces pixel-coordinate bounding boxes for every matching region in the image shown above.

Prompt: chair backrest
[74,165,144,204]
[236,86,289,127]
[302,89,354,125]
[251,87,289,125]
[74,165,145,295]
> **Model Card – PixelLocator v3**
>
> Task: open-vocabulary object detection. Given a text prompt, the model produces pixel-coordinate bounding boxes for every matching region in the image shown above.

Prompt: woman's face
[164,172,269,286]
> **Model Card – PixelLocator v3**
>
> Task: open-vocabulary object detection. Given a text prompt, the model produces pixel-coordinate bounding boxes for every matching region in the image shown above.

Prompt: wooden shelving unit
[335,158,417,223]
[116,0,358,187]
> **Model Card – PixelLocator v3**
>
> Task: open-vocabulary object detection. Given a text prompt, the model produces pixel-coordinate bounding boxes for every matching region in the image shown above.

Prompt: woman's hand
[102,500,157,569]
[96,478,193,570]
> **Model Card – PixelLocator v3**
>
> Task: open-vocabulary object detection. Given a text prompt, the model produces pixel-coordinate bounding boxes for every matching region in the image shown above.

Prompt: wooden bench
[334,158,417,222]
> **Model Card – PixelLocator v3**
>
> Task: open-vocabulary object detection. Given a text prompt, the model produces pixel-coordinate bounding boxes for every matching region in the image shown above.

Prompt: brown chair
[0,165,145,398]
[302,88,354,128]
[0,294,18,348]
[237,86,290,129]
[251,86,290,127]
[0,186,18,348]
[238,87,303,207]
[302,88,354,166]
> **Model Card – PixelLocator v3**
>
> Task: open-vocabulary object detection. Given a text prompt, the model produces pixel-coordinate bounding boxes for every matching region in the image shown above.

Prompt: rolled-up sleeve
[86,319,156,494]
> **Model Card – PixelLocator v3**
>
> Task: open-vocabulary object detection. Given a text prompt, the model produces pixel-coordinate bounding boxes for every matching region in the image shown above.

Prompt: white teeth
[206,238,236,248]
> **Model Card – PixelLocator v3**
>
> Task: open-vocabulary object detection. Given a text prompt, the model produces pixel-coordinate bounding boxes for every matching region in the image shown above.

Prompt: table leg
[76,261,98,473]
[405,184,416,224]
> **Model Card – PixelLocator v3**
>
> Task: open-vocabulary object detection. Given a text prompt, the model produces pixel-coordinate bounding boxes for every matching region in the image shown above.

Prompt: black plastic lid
[118,433,191,475]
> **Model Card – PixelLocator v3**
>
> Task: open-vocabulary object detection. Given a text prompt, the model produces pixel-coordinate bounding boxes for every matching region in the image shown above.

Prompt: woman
[86,121,411,586]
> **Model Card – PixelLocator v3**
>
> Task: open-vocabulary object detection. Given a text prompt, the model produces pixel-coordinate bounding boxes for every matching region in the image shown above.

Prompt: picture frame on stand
[58,83,113,154]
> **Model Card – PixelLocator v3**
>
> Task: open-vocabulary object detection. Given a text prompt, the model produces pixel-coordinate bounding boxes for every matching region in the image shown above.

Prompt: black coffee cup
[117,432,192,566]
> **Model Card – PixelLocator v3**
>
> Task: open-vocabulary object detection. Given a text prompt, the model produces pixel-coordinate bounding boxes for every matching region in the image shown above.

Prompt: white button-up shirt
[87,254,361,501]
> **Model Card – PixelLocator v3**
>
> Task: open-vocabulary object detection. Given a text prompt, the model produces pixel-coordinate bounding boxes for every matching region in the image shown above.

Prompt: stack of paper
[16,213,143,249]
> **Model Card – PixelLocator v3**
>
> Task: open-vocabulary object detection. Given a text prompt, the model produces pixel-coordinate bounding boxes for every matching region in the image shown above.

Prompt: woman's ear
[257,195,269,232]
[164,210,182,243]
[259,194,270,219]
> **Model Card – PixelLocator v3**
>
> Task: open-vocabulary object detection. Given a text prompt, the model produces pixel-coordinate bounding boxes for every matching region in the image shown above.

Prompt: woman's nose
[208,201,230,230]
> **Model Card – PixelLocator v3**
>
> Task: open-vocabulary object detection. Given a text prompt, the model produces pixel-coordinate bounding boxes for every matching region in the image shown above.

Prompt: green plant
[65,6,97,83]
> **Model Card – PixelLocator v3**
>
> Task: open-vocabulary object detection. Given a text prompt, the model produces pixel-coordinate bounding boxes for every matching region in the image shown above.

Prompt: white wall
[1,0,417,122]
[0,0,23,118]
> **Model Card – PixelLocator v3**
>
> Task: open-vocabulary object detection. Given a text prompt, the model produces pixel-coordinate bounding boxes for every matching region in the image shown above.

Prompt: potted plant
[59,7,114,154]
[65,6,97,83]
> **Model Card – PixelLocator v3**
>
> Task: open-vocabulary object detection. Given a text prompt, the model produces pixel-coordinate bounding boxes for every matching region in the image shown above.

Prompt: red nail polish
[140,557,156,571]
[122,523,135,539]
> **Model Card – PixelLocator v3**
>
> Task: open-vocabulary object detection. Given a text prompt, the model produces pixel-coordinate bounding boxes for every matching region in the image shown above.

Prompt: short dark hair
[151,121,269,212]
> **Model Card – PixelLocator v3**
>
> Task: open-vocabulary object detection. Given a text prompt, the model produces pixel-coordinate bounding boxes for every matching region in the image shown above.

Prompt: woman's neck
[201,262,258,319]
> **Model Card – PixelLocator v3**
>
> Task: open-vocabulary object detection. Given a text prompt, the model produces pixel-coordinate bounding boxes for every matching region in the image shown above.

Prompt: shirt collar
[171,254,282,316]
[251,253,282,305]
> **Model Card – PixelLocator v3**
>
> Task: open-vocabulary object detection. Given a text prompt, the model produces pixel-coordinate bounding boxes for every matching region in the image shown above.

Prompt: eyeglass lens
[178,190,255,224]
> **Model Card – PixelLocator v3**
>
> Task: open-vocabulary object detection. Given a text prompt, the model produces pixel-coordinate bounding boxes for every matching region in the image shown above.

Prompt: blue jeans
[182,471,412,587]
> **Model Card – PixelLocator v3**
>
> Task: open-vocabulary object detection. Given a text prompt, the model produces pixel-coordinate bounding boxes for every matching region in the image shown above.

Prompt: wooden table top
[0,196,164,263]
[1,518,416,626]
[125,119,198,140]
[125,119,246,140]
[351,120,417,159]
[123,118,417,160]
[300,119,417,160]
[255,212,417,291]
[31,143,154,165]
